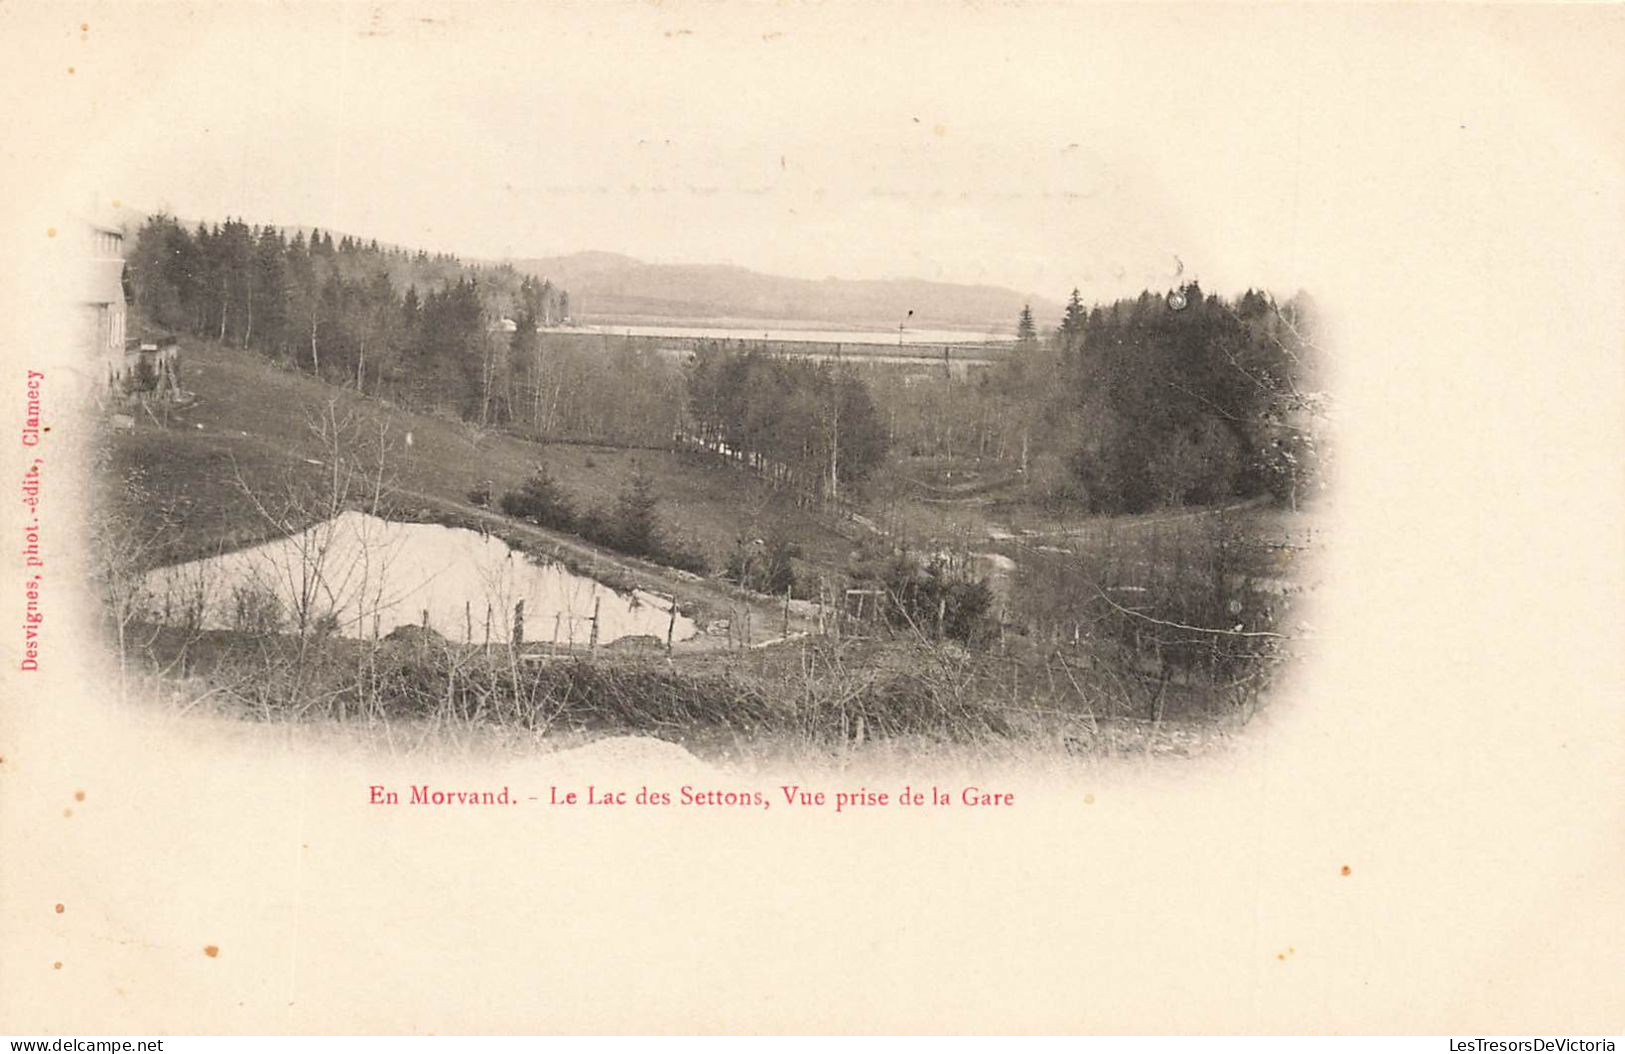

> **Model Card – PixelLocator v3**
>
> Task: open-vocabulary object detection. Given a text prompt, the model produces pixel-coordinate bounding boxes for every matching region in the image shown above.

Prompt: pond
[140,511,699,647]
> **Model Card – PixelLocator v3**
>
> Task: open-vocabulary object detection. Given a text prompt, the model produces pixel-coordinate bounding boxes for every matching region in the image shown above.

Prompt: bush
[229,579,284,635]
[655,541,710,576]
[848,549,993,645]
[125,357,158,395]
[605,469,659,558]
[725,530,799,595]
[579,471,710,574]
[1013,510,1289,683]
[499,464,575,531]
[499,464,708,574]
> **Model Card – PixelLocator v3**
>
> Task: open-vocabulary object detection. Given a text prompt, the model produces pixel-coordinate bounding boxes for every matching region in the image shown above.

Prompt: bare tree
[229,398,403,637]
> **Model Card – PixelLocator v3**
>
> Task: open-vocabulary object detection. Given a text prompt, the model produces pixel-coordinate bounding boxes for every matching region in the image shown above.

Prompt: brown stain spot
[53,961,63,970]
[74,790,85,802]
[54,903,64,914]
[68,66,76,75]
[1276,953,1285,961]
[1083,793,1095,805]
[63,808,73,818]
[203,945,219,958]
[933,123,947,137]
[47,227,57,238]
[81,22,89,31]
[1340,865,1351,876]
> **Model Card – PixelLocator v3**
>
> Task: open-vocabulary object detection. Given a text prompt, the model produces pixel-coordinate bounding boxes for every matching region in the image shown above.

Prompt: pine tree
[611,468,661,558]
[1060,288,1086,333]
[499,463,575,529]
[1059,288,1088,360]
[1016,303,1038,347]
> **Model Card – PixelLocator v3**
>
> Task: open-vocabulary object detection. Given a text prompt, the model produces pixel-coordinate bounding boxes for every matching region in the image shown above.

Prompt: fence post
[589,595,601,652]
[512,599,524,646]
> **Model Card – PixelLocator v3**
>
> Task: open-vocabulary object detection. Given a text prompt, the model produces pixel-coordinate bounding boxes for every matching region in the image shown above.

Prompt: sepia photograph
[62,3,1331,765]
[2,0,1622,1038]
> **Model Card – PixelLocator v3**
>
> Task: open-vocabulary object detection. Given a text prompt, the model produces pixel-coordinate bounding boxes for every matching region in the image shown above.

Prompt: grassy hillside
[98,328,1318,758]
[99,333,870,631]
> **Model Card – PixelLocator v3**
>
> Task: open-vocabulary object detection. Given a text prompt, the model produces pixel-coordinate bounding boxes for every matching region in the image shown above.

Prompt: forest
[126,215,571,426]
[870,284,1325,515]
[1054,284,1323,512]
[124,214,1323,519]
[101,213,1328,760]
[683,344,889,502]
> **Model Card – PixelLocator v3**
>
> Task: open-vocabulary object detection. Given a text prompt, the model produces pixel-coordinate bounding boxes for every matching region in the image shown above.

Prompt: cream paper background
[1,1,1622,1035]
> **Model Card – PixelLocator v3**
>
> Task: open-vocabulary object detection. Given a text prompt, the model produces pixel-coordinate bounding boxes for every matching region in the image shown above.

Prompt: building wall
[83,301,128,393]
[83,224,128,395]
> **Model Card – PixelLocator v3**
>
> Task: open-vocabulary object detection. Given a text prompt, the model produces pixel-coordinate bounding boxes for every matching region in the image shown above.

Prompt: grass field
[98,330,1323,759]
[99,335,874,631]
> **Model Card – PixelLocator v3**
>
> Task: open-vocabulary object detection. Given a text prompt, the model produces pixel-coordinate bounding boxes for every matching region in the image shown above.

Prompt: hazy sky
[12,2,1624,305]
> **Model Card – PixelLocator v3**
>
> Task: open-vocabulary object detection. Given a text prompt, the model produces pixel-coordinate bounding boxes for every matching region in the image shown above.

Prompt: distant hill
[106,205,1059,334]
[505,252,1060,335]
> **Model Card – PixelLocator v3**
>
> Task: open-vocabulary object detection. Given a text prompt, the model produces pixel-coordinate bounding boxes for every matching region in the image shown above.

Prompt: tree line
[124,212,1323,516]
[876,283,1324,514]
[124,215,570,424]
[1051,282,1323,512]
[683,343,889,503]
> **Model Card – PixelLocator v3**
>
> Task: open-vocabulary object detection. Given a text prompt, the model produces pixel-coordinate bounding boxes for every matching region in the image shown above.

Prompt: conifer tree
[1016,303,1038,346]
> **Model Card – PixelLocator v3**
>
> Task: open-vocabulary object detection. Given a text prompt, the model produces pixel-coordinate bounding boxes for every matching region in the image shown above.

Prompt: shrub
[726,531,799,595]
[848,549,994,645]
[229,579,284,635]
[499,464,708,575]
[606,469,659,558]
[499,464,575,531]
[125,357,158,395]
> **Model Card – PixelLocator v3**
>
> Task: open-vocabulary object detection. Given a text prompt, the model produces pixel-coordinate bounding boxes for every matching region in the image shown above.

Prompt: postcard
[2,1,1621,1036]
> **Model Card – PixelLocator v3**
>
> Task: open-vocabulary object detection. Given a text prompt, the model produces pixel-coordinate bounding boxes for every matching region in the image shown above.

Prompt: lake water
[141,512,698,647]
[564,323,1014,346]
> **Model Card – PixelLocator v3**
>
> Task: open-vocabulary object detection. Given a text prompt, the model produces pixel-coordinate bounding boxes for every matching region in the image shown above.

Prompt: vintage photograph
[4,0,1622,1038]
[79,13,1327,766]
